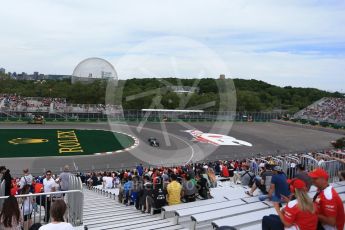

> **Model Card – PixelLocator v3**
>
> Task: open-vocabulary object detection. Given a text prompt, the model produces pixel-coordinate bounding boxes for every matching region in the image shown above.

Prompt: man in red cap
[309,168,345,230]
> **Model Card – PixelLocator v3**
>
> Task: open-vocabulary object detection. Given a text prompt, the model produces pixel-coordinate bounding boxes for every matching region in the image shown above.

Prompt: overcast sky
[1,0,344,91]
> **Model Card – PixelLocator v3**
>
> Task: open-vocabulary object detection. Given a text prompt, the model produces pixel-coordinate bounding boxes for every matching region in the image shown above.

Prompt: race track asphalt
[0,121,343,176]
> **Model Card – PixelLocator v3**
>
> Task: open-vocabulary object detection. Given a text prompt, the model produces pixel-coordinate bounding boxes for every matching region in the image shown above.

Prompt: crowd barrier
[0,110,283,122]
[0,175,83,228]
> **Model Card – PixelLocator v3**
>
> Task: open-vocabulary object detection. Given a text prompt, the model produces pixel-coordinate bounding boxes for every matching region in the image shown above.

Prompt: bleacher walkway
[82,188,188,230]
[84,180,345,230]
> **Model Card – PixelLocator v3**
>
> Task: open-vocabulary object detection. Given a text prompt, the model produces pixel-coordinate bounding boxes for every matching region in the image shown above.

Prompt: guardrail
[0,110,283,122]
[0,175,83,229]
[0,190,83,229]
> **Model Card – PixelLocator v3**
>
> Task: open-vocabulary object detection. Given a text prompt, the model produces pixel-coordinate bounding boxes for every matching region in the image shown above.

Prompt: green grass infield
[0,129,135,158]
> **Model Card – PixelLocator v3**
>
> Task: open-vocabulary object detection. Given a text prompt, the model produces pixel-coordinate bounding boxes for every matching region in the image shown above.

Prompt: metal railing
[0,110,284,122]
[0,175,83,229]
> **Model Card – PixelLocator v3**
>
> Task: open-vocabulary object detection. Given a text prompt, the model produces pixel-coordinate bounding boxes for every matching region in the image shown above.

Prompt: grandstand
[294,97,345,125]
[1,150,345,229]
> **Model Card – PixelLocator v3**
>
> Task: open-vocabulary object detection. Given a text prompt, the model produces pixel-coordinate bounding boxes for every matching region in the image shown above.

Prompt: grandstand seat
[173,199,245,225]
[161,197,227,219]
[211,208,276,229]
[189,202,269,230]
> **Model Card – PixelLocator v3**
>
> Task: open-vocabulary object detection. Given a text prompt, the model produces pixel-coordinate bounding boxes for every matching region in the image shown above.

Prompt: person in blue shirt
[123,176,133,205]
[259,166,290,203]
[136,164,144,177]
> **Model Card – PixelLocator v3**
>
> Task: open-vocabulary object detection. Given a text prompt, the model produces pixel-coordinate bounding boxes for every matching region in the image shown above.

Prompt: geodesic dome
[72,57,117,84]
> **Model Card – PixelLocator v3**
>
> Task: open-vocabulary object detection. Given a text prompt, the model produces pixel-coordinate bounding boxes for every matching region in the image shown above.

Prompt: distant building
[44,75,71,80]
[33,71,39,80]
[101,71,113,79]
[0,68,5,74]
[219,74,225,80]
[169,86,199,94]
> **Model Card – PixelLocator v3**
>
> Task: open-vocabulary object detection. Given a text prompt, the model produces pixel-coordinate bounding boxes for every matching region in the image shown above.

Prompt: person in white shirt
[43,170,57,223]
[102,172,113,189]
[39,200,74,230]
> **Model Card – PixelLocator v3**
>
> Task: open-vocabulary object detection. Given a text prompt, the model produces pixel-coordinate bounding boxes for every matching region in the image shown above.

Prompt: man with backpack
[240,165,255,187]
[19,168,34,193]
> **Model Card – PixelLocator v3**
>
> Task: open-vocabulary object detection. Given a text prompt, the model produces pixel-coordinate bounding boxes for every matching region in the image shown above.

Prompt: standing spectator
[1,167,12,196]
[0,196,23,230]
[262,179,318,230]
[309,168,345,230]
[59,165,72,192]
[136,164,144,177]
[19,169,33,192]
[123,176,133,205]
[43,170,56,223]
[294,164,312,191]
[167,174,182,205]
[39,200,74,230]
[20,185,34,230]
[259,166,290,203]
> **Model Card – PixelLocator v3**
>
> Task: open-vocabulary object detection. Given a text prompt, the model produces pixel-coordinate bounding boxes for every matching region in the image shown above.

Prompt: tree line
[0,73,343,113]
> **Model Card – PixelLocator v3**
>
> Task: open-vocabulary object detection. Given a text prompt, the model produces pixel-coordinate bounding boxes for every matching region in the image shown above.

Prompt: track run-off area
[0,121,343,176]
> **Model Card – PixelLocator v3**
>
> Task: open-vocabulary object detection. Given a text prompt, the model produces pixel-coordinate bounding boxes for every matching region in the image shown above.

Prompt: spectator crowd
[296,97,345,124]
[1,151,345,230]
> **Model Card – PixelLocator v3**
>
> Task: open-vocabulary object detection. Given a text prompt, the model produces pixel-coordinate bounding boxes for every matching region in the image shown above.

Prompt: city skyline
[1,0,344,92]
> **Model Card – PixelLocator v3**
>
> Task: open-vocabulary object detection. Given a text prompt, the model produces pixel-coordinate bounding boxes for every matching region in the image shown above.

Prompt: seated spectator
[309,168,345,230]
[294,164,312,191]
[167,174,182,205]
[207,168,217,188]
[234,165,254,186]
[102,172,113,189]
[0,196,23,230]
[246,164,273,196]
[138,175,153,210]
[259,166,290,203]
[145,185,166,213]
[195,173,210,199]
[221,164,230,177]
[182,175,197,202]
[338,170,345,181]
[87,172,98,189]
[39,200,74,230]
[262,179,318,230]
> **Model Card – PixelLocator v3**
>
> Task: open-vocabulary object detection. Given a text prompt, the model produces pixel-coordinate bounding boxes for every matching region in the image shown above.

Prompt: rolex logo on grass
[1,129,135,158]
[8,138,49,145]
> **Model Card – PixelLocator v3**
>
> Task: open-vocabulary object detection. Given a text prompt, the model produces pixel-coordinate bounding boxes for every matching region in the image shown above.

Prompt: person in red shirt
[10,180,18,196]
[262,179,318,230]
[221,164,229,177]
[309,168,345,230]
[34,180,43,194]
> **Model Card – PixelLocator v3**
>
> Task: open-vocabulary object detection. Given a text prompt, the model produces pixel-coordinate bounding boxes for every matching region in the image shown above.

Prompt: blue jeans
[262,214,284,230]
[258,194,281,202]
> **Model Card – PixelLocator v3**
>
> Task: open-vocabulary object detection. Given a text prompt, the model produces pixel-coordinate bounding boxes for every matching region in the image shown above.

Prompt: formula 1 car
[148,137,159,147]
[28,115,45,124]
